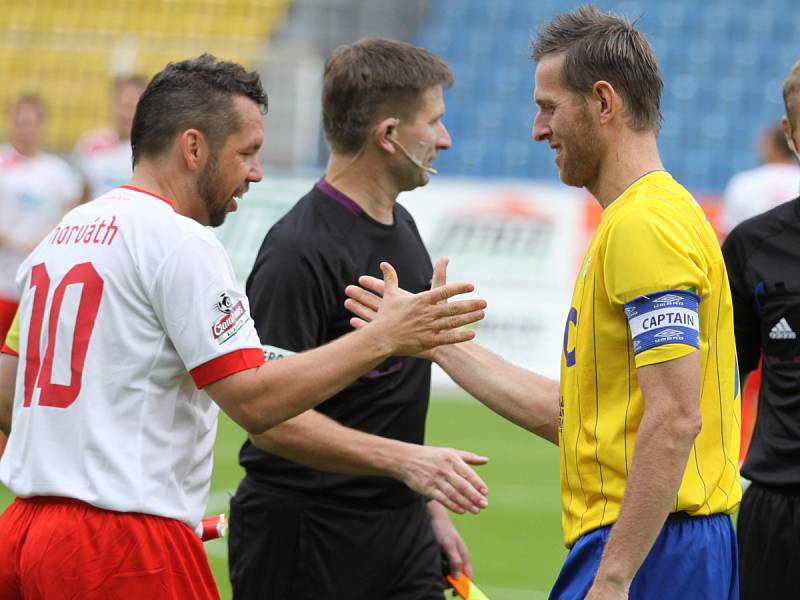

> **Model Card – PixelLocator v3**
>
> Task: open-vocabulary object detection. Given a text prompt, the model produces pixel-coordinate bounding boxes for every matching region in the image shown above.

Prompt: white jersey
[73,129,133,200]
[0,144,81,300]
[0,186,265,532]
[722,162,800,233]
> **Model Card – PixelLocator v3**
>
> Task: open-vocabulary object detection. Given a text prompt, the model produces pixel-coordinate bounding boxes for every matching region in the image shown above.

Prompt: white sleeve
[150,232,265,388]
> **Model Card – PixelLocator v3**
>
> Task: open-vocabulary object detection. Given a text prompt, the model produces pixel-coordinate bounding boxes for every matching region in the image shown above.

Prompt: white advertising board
[214,175,586,385]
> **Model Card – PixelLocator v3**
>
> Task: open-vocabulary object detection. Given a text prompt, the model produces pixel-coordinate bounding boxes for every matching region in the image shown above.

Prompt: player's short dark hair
[131,54,267,166]
[532,4,662,133]
[783,60,800,127]
[322,37,453,155]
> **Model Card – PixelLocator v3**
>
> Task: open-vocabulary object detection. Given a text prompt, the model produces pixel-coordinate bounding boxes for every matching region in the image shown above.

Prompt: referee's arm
[249,410,489,515]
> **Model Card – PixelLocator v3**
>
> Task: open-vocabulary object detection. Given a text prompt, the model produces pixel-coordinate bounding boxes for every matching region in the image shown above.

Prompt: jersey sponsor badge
[769,317,797,340]
[625,289,700,355]
[211,290,249,344]
[216,292,234,314]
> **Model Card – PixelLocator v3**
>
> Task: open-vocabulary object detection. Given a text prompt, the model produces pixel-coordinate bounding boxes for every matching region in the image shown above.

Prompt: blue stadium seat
[415,0,799,192]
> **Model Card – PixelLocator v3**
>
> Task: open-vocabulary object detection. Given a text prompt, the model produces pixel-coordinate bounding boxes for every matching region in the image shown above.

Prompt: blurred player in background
[722,122,800,233]
[228,38,486,600]
[722,58,800,600]
[73,76,147,201]
[0,94,81,457]
[346,6,741,598]
[0,54,485,599]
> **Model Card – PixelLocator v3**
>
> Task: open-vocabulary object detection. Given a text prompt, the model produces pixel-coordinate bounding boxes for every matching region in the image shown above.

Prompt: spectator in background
[722,58,800,600]
[0,95,80,339]
[722,122,800,234]
[73,76,146,201]
[0,95,81,457]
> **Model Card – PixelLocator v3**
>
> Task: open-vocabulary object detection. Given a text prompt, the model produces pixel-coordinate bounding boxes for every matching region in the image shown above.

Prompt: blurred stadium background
[1,0,796,597]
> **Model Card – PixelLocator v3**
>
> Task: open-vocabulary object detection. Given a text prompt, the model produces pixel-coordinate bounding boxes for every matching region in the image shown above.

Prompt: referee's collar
[316,178,362,216]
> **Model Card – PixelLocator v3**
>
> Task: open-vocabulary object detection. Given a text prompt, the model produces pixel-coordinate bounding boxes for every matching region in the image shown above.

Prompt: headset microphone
[387,129,438,175]
[788,134,800,165]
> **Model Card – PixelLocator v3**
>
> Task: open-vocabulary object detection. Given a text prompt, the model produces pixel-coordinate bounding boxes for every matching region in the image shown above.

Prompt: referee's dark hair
[131,54,267,166]
[322,38,453,155]
[532,4,663,134]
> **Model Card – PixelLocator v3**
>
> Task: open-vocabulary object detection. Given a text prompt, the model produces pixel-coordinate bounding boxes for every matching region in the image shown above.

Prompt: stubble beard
[559,108,601,190]
[197,151,228,228]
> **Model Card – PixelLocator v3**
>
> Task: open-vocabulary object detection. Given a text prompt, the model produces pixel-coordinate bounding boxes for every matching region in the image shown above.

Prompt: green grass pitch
[0,394,566,599]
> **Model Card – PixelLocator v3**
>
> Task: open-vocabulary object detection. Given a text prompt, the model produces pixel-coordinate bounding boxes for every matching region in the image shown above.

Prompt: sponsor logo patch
[212,300,246,344]
[654,328,685,340]
[652,294,686,306]
[769,317,797,340]
[216,292,234,314]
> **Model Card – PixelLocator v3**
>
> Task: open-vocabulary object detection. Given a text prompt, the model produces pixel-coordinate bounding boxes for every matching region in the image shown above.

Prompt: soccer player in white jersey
[0,95,81,458]
[73,76,147,201]
[0,54,487,599]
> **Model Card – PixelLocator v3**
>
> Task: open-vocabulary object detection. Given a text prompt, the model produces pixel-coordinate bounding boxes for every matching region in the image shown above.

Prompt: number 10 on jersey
[24,262,103,409]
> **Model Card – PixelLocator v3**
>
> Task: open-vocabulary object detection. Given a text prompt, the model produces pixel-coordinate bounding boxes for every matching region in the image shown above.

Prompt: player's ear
[592,80,616,124]
[375,118,400,154]
[179,128,208,173]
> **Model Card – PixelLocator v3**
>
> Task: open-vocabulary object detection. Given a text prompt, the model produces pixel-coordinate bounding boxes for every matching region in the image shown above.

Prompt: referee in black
[228,38,489,599]
[722,58,800,600]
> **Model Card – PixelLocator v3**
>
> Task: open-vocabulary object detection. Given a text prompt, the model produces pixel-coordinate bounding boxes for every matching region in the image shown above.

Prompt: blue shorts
[549,513,738,600]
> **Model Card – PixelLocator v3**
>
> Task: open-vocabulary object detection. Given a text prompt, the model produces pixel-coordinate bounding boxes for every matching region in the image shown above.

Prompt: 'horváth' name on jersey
[47,216,120,246]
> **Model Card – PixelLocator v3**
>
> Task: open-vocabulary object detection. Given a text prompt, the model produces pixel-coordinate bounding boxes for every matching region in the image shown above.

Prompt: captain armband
[262,344,295,361]
[624,289,700,356]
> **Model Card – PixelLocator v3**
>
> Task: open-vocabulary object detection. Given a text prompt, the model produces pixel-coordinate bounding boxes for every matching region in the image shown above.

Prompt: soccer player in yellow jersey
[0,310,16,453]
[345,5,741,599]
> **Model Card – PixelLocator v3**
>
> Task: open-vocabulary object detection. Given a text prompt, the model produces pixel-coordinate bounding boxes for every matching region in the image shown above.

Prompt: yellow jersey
[559,171,741,547]
[2,309,19,354]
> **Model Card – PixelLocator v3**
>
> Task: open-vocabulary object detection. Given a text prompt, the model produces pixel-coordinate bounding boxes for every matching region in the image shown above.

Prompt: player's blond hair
[532,4,662,134]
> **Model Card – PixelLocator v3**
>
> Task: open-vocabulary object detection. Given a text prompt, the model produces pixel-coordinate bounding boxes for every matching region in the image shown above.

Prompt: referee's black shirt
[238,180,434,508]
[722,196,800,487]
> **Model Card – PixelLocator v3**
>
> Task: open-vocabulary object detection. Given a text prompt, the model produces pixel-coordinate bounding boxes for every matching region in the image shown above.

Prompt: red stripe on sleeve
[1,344,18,357]
[190,348,265,389]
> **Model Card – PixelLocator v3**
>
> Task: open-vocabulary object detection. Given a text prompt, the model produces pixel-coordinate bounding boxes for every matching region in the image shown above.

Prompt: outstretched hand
[399,443,489,515]
[353,260,484,356]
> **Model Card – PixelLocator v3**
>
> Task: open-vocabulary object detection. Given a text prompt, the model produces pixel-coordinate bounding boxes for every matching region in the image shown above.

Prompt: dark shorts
[738,482,800,600]
[550,512,738,600]
[228,478,443,600]
[0,496,219,600]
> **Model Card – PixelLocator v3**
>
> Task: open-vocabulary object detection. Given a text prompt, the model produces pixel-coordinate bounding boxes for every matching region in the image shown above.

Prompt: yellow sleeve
[604,207,705,367]
[2,309,20,355]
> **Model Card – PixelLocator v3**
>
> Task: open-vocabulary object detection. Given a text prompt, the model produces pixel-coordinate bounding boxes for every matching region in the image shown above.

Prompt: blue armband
[624,289,700,356]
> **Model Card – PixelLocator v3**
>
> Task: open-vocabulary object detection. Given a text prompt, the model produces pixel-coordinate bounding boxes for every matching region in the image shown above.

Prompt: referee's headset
[386,118,438,175]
